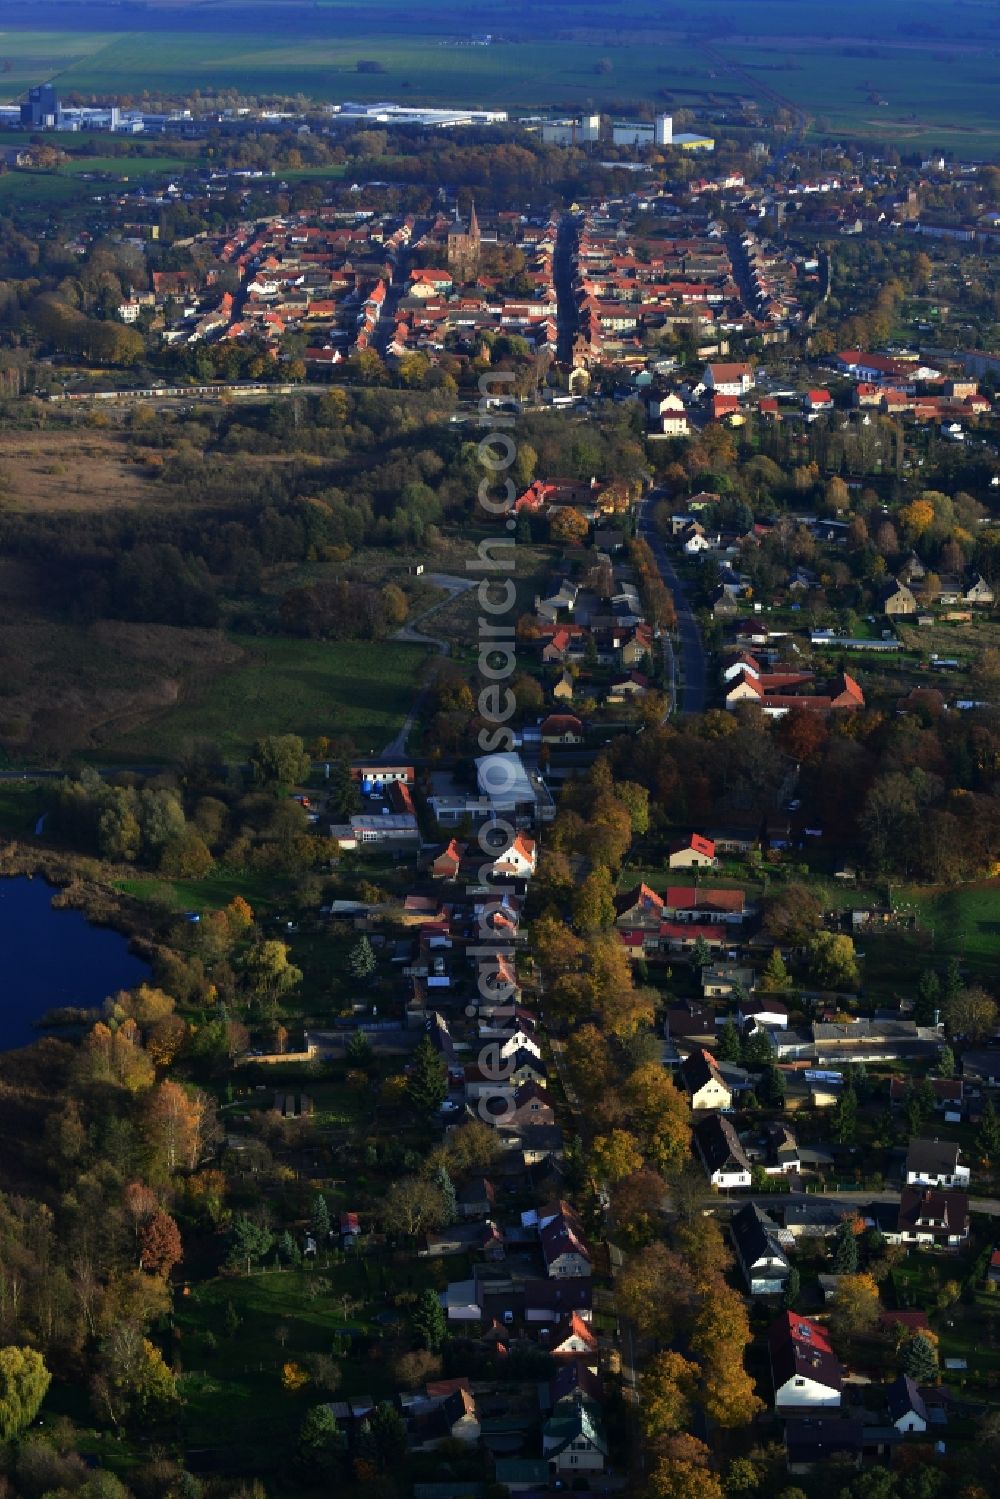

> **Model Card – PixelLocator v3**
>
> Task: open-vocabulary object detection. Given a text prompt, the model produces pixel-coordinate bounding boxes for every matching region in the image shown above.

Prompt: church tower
[447,199,481,282]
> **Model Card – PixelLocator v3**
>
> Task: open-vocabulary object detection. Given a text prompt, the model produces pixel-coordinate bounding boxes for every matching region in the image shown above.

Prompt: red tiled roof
[666,886,745,912]
[660,920,729,941]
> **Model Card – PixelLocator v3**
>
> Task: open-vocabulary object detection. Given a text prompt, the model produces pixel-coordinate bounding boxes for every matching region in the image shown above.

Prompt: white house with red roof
[703,361,753,396]
[547,1311,599,1358]
[668,834,717,868]
[768,1313,843,1408]
[490,832,537,879]
[804,389,834,413]
[540,714,584,744]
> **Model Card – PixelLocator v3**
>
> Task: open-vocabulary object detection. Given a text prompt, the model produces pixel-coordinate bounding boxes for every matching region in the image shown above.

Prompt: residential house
[740,998,790,1031]
[495,1028,543,1062]
[879,578,918,617]
[663,886,746,923]
[432,839,466,880]
[890,1187,970,1249]
[425,1221,505,1259]
[665,998,718,1043]
[705,826,759,856]
[962,572,995,606]
[785,1418,862,1474]
[760,1121,801,1175]
[701,963,754,999]
[710,585,740,619]
[660,920,731,955]
[960,1050,1000,1087]
[546,1311,599,1359]
[890,1077,963,1112]
[616,882,665,958]
[668,834,717,868]
[542,1401,609,1475]
[493,1459,549,1493]
[521,1278,593,1325]
[681,1048,733,1110]
[905,1138,970,1190]
[606,671,651,703]
[491,832,538,879]
[898,552,927,585]
[694,1113,752,1189]
[731,1202,791,1295]
[879,1309,931,1338]
[661,408,691,436]
[425,1385,479,1445]
[886,1374,928,1433]
[539,714,585,745]
[539,1203,592,1278]
[541,627,583,664]
[509,1122,565,1168]
[506,1081,555,1129]
[768,1312,843,1409]
[682,523,716,555]
[457,1177,496,1220]
[505,1050,546,1086]
[804,389,834,413]
[703,361,753,396]
[552,670,575,703]
[615,882,665,930]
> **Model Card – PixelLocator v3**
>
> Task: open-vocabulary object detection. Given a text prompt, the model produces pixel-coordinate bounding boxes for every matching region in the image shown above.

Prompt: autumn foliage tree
[624,1063,691,1174]
[590,1130,645,1184]
[138,1211,183,1278]
[616,1244,695,1343]
[647,1434,723,1499]
[689,1277,763,1428]
[77,1021,155,1095]
[0,1346,51,1440]
[143,1079,208,1177]
[640,1350,699,1439]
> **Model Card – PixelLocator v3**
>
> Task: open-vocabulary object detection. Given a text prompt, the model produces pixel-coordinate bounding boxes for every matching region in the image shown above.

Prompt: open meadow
[1,0,999,151]
[108,636,434,764]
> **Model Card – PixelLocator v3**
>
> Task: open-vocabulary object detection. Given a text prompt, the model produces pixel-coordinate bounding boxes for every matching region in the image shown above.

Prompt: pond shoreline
[0,842,160,1045]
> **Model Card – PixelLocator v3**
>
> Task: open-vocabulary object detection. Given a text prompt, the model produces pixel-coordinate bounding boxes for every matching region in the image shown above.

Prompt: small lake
[0,877,151,1050]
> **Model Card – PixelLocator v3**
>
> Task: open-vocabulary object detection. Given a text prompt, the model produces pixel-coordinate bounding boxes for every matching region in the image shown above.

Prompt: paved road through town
[637,490,708,714]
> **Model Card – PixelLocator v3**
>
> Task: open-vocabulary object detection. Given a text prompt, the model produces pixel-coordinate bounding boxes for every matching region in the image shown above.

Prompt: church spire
[469,198,480,240]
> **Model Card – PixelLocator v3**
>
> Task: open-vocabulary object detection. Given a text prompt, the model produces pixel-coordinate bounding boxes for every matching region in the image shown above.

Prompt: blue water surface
[0,876,150,1048]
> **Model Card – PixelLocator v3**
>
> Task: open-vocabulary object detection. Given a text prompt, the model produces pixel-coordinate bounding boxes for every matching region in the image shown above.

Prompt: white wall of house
[894,1411,926,1433]
[711,1166,751,1189]
[552,1443,604,1472]
[905,1167,969,1189]
[692,1079,733,1110]
[775,1375,841,1408]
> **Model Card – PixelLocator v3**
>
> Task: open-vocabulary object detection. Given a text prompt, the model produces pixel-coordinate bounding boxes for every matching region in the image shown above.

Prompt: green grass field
[898,883,1000,979]
[729,40,1000,153]
[1,1,999,150]
[110,635,432,763]
[0,27,122,97]
[175,1256,454,1472]
[115,867,289,915]
[0,169,94,204]
[48,34,722,109]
